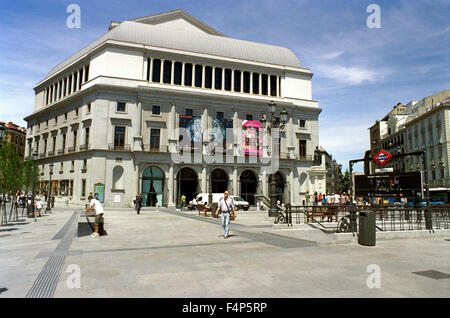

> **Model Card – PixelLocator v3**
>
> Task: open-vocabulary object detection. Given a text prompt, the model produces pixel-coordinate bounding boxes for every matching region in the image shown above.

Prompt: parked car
[230,196,250,211]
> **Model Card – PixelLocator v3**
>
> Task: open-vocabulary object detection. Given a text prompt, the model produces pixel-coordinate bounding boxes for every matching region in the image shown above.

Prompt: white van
[188,193,225,210]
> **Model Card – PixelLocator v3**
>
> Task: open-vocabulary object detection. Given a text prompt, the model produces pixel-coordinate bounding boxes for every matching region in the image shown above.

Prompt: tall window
[270,75,277,96]
[234,70,241,92]
[204,66,212,89]
[185,108,193,117]
[62,134,66,151]
[152,59,161,82]
[150,128,160,150]
[84,65,89,82]
[261,74,268,95]
[85,127,90,145]
[184,63,193,86]
[114,126,126,150]
[246,114,253,121]
[163,60,172,84]
[174,62,182,85]
[252,73,259,94]
[299,140,307,158]
[52,136,56,152]
[217,112,224,119]
[117,102,126,112]
[73,130,78,148]
[243,72,250,93]
[214,68,222,89]
[194,65,202,87]
[81,179,86,198]
[224,69,232,91]
[152,105,160,115]
[299,119,306,128]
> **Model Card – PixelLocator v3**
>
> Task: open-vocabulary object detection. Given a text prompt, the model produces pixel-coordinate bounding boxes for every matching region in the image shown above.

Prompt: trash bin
[358,210,376,246]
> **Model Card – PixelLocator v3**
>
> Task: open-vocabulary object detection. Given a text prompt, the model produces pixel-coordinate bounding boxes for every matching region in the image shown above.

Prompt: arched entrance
[269,172,285,203]
[142,166,165,207]
[240,170,258,205]
[177,167,198,207]
[211,169,229,193]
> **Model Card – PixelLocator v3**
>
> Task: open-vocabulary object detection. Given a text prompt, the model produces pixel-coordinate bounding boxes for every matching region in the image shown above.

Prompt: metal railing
[108,143,131,151]
[280,205,450,233]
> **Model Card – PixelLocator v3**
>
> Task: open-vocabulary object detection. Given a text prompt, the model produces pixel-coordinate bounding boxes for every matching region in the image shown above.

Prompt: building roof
[43,11,302,83]
[0,121,26,134]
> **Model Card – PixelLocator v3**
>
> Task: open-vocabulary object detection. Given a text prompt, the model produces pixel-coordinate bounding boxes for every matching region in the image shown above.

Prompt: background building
[24,9,326,207]
[366,90,450,202]
[0,121,26,159]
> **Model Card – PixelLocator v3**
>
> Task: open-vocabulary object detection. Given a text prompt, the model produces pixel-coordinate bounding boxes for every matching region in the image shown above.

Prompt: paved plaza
[0,204,449,298]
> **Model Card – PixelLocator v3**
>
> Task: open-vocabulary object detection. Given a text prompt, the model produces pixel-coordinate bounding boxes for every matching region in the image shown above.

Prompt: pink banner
[242,120,262,156]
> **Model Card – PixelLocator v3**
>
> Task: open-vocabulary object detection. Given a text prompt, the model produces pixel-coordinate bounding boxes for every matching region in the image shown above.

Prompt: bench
[197,203,214,217]
[77,212,107,237]
[306,206,338,223]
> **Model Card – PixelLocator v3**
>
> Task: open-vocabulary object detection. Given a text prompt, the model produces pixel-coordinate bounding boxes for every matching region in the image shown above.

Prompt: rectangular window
[261,74,268,95]
[84,65,89,82]
[117,102,126,112]
[68,77,72,95]
[204,66,212,89]
[152,59,161,82]
[224,69,232,91]
[73,130,78,148]
[75,107,79,117]
[243,72,250,93]
[152,105,161,115]
[114,126,126,150]
[299,140,307,158]
[62,134,66,150]
[214,68,222,89]
[52,136,56,152]
[217,112,224,119]
[163,60,172,84]
[81,179,86,198]
[147,58,151,81]
[174,62,182,85]
[150,128,160,150]
[185,108,193,117]
[73,72,78,91]
[55,116,58,124]
[87,103,91,113]
[194,65,202,87]
[78,70,82,90]
[252,73,259,94]
[270,75,277,96]
[234,70,241,92]
[246,114,253,121]
[64,113,68,121]
[85,127,90,145]
[299,119,306,128]
[71,161,74,171]
[184,63,193,86]
[44,139,47,153]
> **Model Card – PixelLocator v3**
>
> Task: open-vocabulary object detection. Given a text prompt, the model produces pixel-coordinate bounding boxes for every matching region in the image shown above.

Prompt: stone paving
[0,204,449,298]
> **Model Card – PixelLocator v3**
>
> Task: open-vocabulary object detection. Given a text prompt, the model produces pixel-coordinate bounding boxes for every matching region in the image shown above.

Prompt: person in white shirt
[215,191,236,239]
[84,195,104,238]
[34,197,43,217]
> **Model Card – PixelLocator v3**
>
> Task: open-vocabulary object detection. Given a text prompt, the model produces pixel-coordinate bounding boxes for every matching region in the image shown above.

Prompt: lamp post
[27,152,38,218]
[260,101,288,217]
[46,163,54,213]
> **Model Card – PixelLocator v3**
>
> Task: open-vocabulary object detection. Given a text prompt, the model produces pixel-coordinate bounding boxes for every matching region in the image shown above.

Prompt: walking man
[215,191,236,239]
[84,195,104,238]
[135,193,143,215]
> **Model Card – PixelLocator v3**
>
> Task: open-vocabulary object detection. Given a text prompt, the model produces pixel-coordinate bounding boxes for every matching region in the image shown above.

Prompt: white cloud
[315,64,382,85]
[321,51,344,60]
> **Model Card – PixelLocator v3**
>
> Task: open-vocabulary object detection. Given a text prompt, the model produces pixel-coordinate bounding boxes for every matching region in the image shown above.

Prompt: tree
[339,170,350,194]
[0,140,40,225]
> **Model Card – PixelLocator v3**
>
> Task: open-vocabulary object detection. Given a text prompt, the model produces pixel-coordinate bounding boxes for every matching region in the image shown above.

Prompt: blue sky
[1,0,449,170]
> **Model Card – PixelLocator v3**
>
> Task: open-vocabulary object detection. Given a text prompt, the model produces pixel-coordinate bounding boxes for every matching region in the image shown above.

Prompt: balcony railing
[108,143,131,151]
[143,144,169,152]
[39,153,46,158]
[79,144,90,151]
[57,149,65,155]
[47,150,55,156]
[67,146,75,153]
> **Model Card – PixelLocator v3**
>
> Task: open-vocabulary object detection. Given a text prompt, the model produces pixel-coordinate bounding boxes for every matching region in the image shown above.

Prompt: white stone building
[24,10,325,208]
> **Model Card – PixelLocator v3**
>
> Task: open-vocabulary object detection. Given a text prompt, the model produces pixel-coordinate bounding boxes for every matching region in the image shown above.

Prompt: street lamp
[260,101,288,217]
[27,152,38,218]
[46,163,54,213]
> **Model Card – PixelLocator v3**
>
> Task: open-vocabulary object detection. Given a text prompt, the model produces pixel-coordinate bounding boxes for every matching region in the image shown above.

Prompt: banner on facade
[242,120,262,156]
[354,171,422,197]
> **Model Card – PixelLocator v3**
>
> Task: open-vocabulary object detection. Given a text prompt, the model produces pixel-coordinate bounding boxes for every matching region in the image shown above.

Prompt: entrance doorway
[177,167,198,207]
[211,169,229,193]
[269,172,285,203]
[240,170,258,205]
[142,166,165,207]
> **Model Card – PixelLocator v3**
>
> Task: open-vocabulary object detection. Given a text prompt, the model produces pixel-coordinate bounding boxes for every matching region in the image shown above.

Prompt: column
[160,59,164,83]
[149,58,153,82]
[240,71,243,92]
[289,170,294,205]
[202,107,209,155]
[201,166,207,194]
[276,76,280,97]
[233,110,240,157]
[221,68,225,90]
[192,64,196,87]
[259,74,262,95]
[76,70,81,91]
[268,75,271,97]
[72,73,76,93]
[168,164,175,207]
[168,104,177,153]
[250,73,253,94]
[171,60,175,84]
[287,116,295,159]
[231,69,235,92]
[181,62,185,86]
[202,65,205,88]
[233,168,238,197]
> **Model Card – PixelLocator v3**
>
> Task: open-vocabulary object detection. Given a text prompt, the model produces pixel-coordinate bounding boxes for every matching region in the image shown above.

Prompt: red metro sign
[373,150,393,166]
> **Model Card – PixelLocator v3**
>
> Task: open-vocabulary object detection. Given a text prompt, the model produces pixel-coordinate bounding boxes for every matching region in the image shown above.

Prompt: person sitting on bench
[84,195,104,238]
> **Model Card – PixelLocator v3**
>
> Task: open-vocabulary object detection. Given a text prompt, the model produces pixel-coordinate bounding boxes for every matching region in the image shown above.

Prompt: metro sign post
[373,150,392,166]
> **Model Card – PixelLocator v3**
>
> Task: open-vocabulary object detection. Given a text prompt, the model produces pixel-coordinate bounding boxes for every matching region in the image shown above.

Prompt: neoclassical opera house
[25,10,326,208]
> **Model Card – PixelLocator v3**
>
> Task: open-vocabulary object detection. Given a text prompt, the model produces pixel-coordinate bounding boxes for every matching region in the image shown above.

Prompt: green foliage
[339,170,350,193]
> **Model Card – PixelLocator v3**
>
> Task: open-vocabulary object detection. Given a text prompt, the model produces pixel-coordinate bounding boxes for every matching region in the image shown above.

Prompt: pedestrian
[84,195,104,238]
[180,194,186,211]
[215,190,236,239]
[135,193,143,214]
[34,197,43,217]
[313,192,318,206]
